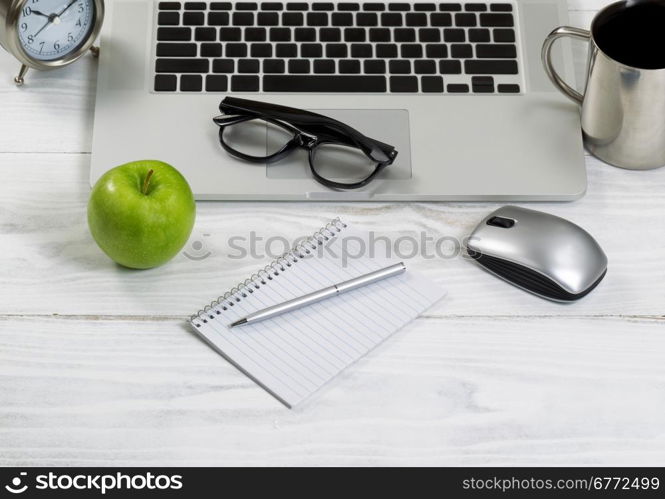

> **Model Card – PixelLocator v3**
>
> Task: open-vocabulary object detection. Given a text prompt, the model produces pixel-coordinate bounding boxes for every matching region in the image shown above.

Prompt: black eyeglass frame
[213,97,399,190]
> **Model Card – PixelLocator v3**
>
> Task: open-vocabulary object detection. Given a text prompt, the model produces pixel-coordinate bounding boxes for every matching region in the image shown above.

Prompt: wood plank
[1,315,664,466]
[0,153,664,317]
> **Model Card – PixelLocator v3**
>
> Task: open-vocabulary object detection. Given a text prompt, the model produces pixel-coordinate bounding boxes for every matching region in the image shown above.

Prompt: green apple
[88,160,196,269]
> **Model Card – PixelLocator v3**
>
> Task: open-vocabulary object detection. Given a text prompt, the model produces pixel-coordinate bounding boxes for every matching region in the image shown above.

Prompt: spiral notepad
[190,219,446,407]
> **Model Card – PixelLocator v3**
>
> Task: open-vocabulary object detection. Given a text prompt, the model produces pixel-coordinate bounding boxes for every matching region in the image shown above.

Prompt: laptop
[91,0,586,201]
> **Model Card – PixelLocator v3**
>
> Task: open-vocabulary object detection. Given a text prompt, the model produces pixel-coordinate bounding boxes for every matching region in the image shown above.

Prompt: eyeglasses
[213,97,398,190]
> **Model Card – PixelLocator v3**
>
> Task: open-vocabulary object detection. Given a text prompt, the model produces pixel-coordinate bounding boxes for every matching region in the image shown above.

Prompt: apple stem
[142,169,154,195]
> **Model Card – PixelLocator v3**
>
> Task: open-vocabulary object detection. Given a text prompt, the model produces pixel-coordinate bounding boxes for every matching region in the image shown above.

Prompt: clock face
[16,0,95,61]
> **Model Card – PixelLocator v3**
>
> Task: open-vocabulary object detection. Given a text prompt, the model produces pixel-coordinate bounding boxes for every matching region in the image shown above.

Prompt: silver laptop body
[91,0,585,201]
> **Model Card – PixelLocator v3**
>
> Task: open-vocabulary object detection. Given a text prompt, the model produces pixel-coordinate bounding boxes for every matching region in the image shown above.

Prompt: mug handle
[541,26,591,105]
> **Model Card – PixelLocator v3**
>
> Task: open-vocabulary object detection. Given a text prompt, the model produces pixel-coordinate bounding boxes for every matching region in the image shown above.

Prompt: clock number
[67,32,74,42]
[77,3,84,13]
[76,18,81,27]
[23,6,31,16]
[39,41,44,54]
[27,34,34,44]
[20,22,27,31]
[54,41,60,51]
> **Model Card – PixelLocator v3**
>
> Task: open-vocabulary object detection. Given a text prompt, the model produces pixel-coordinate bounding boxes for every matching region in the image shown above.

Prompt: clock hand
[57,0,78,17]
[33,18,52,38]
[29,10,50,18]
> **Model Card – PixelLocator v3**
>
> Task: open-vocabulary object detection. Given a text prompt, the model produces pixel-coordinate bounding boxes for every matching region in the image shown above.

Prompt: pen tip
[229,318,247,328]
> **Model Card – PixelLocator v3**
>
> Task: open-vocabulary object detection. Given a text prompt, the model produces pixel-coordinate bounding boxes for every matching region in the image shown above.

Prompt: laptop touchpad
[265,109,412,181]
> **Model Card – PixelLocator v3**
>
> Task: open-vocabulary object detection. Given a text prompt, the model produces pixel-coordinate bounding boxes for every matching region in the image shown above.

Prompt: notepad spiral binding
[190,218,347,325]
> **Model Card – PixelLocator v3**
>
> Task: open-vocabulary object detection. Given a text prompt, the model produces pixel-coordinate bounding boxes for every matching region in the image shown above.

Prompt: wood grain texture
[1,152,664,317]
[2,315,665,466]
[1,0,664,467]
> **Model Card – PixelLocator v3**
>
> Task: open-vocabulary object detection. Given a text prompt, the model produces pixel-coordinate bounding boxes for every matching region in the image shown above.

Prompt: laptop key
[295,28,316,41]
[332,13,353,26]
[212,59,234,73]
[471,75,494,92]
[381,13,403,26]
[312,2,334,10]
[405,13,428,26]
[261,2,284,10]
[351,43,372,58]
[157,43,197,57]
[469,28,490,42]
[158,12,179,25]
[156,58,209,73]
[476,43,517,58]
[263,75,387,92]
[183,12,204,25]
[419,28,441,42]
[490,3,513,12]
[447,83,469,92]
[180,74,202,91]
[236,2,258,10]
[338,3,360,11]
[206,75,228,92]
[283,12,304,25]
[439,3,462,11]
[394,28,416,42]
[390,76,418,92]
[257,12,280,25]
[389,59,411,74]
[388,3,411,11]
[430,12,452,26]
[421,75,444,92]
[288,60,310,73]
[251,43,273,57]
[184,2,206,9]
[339,59,361,73]
[344,28,366,42]
[465,59,518,74]
[154,74,177,91]
[286,2,309,10]
[246,28,267,41]
[497,83,520,93]
[264,59,286,73]
[414,3,436,11]
[208,12,229,25]
[369,28,390,42]
[210,2,232,9]
[364,59,386,74]
[493,28,515,42]
[301,43,323,57]
[444,28,465,42]
[231,75,260,91]
[195,28,216,41]
[363,3,385,11]
[200,42,222,57]
[314,59,335,73]
[425,43,447,58]
[270,28,291,41]
[439,60,462,73]
[326,44,348,58]
[225,43,248,57]
[455,13,476,26]
[414,59,436,74]
[480,13,514,26]
[232,12,254,25]
[159,2,181,11]
[307,13,329,26]
[157,28,191,41]
[357,13,378,26]
[400,44,423,58]
[451,43,473,58]
[320,28,341,41]
[275,43,298,57]
[465,3,487,11]
[376,43,398,58]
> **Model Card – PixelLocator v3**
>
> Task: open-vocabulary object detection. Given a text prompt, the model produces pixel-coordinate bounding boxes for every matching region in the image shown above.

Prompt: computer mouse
[466,206,608,302]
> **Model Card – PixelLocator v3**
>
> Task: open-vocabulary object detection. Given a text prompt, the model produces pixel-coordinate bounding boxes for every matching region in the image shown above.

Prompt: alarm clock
[0,0,104,85]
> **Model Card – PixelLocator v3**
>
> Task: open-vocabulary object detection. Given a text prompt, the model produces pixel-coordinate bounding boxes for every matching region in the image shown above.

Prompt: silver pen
[229,262,407,328]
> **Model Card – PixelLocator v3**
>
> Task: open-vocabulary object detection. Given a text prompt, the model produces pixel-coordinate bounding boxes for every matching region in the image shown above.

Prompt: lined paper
[190,223,446,407]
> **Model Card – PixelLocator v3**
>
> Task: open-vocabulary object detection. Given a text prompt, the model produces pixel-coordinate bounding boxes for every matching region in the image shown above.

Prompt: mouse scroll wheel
[487,216,516,228]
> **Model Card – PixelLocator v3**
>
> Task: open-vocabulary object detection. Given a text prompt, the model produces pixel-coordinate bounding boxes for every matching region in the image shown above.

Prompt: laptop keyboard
[152,2,523,94]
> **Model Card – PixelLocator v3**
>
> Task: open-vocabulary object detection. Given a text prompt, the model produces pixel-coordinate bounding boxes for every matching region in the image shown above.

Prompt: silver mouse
[466,206,608,302]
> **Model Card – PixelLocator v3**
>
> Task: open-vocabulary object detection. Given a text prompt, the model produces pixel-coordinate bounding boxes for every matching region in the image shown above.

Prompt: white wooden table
[1,0,664,467]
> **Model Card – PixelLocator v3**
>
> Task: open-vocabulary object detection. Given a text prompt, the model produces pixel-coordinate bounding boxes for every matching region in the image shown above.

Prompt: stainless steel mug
[542,0,665,170]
